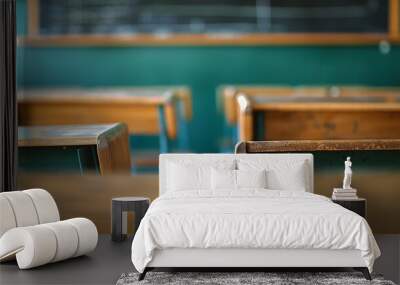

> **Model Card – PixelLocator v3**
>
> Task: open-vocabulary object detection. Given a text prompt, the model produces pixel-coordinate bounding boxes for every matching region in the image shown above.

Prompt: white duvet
[131,190,380,273]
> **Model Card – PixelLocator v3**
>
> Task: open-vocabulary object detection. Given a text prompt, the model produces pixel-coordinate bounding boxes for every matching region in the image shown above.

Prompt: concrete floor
[1,235,399,285]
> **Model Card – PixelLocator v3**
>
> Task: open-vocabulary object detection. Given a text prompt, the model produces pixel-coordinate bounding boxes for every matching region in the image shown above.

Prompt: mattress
[131,190,380,273]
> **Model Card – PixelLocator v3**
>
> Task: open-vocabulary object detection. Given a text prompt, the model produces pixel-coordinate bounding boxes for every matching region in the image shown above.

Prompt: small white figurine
[342,157,353,189]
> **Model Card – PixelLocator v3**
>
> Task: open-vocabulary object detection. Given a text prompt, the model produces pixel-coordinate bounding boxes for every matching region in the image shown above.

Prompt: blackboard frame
[20,0,400,46]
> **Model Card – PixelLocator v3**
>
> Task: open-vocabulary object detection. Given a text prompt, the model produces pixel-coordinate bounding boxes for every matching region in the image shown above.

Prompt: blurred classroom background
[16,0,400,237]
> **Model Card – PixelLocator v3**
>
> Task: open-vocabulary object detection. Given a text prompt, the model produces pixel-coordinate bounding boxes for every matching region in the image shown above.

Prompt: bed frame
[138,153,372,281]
[139,249,370,280]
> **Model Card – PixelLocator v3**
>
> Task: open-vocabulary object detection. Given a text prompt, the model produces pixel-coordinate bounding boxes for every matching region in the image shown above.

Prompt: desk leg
[77,146,100,175]
[254,111,265,141]
[178,102,189,150]
[158,106,169,153]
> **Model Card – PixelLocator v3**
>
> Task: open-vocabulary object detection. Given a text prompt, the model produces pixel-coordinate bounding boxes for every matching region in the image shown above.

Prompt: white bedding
[131,190,380,273]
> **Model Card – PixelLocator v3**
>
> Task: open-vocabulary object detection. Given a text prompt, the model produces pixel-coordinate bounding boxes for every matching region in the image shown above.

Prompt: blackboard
[39,0,389,35]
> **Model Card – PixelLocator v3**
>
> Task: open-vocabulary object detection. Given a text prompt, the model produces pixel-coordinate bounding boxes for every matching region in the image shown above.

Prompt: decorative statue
[342,157,353,189]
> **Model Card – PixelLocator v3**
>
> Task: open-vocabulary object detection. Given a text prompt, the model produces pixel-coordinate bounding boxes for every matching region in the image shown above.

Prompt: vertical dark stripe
[254,111,265,141]
[158,105,169,153]
[0,0,17,192]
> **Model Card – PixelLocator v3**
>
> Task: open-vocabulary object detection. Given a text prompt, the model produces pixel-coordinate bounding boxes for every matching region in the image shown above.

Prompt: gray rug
[116,272,396,285]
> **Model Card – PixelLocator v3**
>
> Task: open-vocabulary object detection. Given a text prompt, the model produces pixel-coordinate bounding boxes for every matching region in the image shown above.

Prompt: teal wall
[17,0,400,153]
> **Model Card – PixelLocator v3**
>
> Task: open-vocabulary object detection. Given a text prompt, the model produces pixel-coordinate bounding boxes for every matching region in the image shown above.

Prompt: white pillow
[236,169,267,189]
[237,158,309,191]
[267,163,307,191]
[211,169,236,190]
[167,162,209,191]
[167,160,235,192]
[211,169,267,190]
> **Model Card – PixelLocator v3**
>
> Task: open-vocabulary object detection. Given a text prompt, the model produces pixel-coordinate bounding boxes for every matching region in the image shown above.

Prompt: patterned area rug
[116,272,396,285]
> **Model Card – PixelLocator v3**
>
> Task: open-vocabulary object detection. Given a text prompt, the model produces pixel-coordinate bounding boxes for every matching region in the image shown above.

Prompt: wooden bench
[237,94,400,141]
[218,85,328,125]
[218,85,400,142]
[18,87,192,170]
[18,123,131,175]
[235,139,400,234]
[219,85,400,124]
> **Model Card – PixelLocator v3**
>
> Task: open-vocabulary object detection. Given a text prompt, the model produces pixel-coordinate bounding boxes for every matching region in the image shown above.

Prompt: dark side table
[112,197,150,242]
[332,198,366,218]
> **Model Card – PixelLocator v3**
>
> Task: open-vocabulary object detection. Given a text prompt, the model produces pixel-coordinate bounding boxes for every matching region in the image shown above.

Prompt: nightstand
[332,198,366,218]
[111,197,150,242]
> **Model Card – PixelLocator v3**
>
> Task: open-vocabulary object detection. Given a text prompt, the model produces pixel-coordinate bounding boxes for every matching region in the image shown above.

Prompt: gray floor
[0,235,133,285]
[1,235,399,285]
[375,235,400,284]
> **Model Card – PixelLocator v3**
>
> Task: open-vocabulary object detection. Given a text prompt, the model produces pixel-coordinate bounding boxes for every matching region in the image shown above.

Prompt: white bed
[131,154,380,280]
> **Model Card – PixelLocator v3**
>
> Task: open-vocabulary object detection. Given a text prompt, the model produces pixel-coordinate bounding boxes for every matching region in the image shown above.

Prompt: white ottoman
[0,189,98,269]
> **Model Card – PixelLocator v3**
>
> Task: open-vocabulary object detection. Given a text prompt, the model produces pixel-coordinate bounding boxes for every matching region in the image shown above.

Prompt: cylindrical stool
[111,197,150,242]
